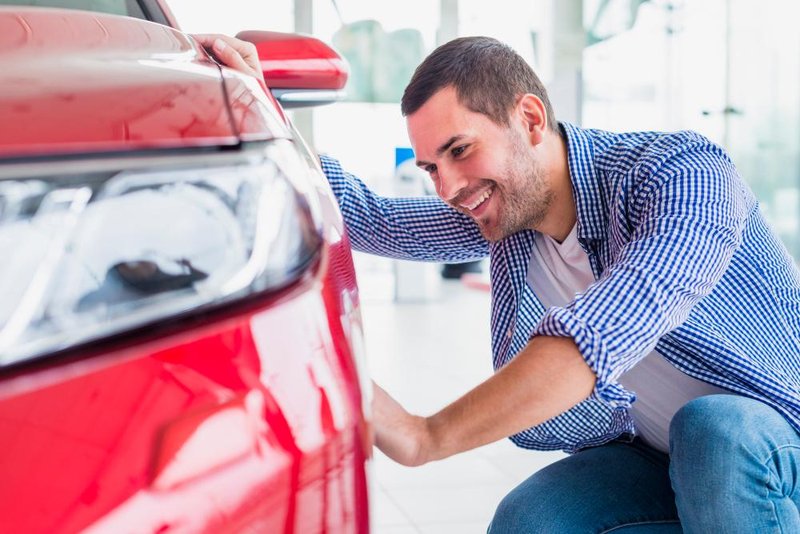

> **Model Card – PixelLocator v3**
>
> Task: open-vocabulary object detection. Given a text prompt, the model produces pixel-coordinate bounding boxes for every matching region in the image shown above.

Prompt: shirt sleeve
[534,140,752,408]
[319,154,489,262]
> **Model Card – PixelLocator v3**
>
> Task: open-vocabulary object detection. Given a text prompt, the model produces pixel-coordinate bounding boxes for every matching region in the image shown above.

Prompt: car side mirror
[236,30,348,109]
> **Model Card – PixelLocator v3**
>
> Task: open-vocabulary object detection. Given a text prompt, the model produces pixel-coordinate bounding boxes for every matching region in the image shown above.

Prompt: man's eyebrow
[415,135,467,167]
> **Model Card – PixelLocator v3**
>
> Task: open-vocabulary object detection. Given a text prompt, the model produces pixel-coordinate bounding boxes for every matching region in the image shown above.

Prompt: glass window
[165,0,293,35]
[312,0,438,104]
[723,0,800,258]
[0,0,145,19]
[583,0,800,260]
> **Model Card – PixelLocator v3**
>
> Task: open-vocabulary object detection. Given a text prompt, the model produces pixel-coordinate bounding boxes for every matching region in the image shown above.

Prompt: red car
[0,2,372,532]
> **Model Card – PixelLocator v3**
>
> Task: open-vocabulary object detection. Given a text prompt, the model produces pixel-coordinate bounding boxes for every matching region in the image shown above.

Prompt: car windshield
[0,0,146,20]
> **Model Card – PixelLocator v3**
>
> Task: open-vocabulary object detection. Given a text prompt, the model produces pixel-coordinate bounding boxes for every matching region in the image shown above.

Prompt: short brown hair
[401,36,556,130]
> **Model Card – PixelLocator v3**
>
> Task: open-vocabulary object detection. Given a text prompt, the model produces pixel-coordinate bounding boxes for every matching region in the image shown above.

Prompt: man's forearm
[423,336,596,462]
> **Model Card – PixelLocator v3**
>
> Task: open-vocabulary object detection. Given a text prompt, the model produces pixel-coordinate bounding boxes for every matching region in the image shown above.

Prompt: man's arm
[319,156,489,263]
[376,137,751,464]
[374,335,595,466]
[535,138,750,409]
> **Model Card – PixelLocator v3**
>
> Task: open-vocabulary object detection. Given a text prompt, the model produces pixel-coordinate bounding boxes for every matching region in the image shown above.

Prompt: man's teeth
[466,189,492,211]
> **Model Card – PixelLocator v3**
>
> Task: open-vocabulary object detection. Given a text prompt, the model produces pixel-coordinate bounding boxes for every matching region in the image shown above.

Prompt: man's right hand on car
[193,33,266,85]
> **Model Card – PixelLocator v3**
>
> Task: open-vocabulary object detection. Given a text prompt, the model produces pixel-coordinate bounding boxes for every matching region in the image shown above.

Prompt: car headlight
[0,144,323,366]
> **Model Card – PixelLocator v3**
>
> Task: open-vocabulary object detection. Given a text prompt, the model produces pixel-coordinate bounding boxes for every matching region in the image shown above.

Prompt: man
[201,34,800,532]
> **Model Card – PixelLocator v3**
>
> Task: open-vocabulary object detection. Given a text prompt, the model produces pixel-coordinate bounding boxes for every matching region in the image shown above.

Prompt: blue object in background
[395,147,415,169]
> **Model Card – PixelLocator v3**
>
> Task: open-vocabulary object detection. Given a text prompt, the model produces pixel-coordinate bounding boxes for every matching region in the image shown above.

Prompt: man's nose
[437,166,469,203]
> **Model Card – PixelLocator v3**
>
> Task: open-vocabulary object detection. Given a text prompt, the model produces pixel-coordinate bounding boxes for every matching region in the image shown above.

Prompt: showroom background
[171,1,799,532]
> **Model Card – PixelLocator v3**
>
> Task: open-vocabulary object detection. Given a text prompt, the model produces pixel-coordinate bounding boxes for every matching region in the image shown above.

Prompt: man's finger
[191,33,218,48]
[195,34,258,66]
[212,38,251,71]
[192,33,264,83]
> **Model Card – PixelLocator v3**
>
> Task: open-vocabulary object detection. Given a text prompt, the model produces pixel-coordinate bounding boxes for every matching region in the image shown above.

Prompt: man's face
[407,86,552,242]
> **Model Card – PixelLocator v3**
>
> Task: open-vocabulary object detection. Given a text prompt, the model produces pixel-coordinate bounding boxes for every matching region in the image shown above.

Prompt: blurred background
[169,0,800,262]
[169,1,799,532]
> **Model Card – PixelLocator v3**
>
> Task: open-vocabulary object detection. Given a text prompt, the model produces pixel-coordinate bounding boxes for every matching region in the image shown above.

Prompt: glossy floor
[358,259,564,533]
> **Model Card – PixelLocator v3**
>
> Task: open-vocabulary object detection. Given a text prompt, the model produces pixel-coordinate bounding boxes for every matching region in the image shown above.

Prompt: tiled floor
[356,257,565,533]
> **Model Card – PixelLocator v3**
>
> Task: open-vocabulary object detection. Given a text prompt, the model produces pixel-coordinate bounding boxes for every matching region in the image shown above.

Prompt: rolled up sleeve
[534,142,750,407]
[319,154,489,262]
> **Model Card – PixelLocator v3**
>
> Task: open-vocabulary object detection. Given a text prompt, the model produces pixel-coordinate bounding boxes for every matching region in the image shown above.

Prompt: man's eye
[452,145,466,157]
[425,164,437,174]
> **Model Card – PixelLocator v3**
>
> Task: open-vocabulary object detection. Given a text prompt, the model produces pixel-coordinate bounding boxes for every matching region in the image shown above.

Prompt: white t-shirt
[527,225,728,453]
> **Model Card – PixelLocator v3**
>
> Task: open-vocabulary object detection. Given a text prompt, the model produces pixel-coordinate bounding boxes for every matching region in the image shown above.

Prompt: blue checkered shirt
[320,122,800,453]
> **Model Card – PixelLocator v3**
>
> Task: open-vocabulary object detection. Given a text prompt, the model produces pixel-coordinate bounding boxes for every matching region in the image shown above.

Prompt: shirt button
[506,327,513,339]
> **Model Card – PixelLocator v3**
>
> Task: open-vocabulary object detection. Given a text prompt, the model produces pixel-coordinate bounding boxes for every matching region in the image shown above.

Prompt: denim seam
[599,518,681,534]
[765,465,785,534]
[759,444,800,468]
[761,444,800,534]
[763,469,781,534]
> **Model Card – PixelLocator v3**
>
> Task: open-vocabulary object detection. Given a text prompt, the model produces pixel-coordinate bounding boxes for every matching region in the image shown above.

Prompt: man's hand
[192,34,265,85]
[372,382,432,467]
[373,336,595,466]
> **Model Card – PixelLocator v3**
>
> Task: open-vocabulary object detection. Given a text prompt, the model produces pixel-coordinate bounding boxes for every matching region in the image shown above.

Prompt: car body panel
[0,7,288,158]
[0,2,370,532]
[220,69,292,142]
[0,275,366,532]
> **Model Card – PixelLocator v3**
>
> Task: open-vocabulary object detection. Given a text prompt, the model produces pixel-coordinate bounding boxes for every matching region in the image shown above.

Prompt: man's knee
[669,395,800,530]
[669,394,784,457]
[669,394,795,503]
[669,394,747,495]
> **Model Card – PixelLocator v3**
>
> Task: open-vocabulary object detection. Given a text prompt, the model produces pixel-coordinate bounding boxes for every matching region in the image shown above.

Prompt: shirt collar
[559,122,608,243]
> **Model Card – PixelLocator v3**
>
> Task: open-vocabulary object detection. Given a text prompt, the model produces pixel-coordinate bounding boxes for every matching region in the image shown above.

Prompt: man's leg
[488,439,681,533]
[669,394,800,533]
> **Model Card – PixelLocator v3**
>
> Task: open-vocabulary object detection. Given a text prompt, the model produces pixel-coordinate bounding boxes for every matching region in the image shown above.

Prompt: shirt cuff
[319,153,338,169]
[318,153,349,200]
[534,306,636,409]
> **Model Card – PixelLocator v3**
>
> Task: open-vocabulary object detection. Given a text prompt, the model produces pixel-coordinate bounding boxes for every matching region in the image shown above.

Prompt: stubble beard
[478,136,553,242]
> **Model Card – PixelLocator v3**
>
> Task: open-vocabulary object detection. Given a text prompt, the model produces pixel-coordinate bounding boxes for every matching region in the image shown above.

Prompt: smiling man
[204,34,800,532]
[408,84,563,243]
[319,37,800,533]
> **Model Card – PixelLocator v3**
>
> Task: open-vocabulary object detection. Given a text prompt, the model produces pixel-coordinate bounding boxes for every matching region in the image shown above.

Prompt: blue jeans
[488,395,800,533]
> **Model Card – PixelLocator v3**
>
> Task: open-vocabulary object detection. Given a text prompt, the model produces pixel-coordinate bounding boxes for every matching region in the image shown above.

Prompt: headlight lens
[0,147,322,365]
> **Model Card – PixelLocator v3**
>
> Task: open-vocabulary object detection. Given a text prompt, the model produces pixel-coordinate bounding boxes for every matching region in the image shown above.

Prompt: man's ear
[517,94,547,146]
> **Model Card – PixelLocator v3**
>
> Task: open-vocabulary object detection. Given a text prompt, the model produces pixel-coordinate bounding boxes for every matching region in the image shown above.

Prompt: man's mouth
[460,186,493,212]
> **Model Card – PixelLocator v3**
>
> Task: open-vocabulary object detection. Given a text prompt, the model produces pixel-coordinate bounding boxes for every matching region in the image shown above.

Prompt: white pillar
[549,0,584,125]
[292,0,315,145]
[438,0,459,45]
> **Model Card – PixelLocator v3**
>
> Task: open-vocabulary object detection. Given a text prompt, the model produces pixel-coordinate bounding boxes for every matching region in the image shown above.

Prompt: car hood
[0,7,285,159]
